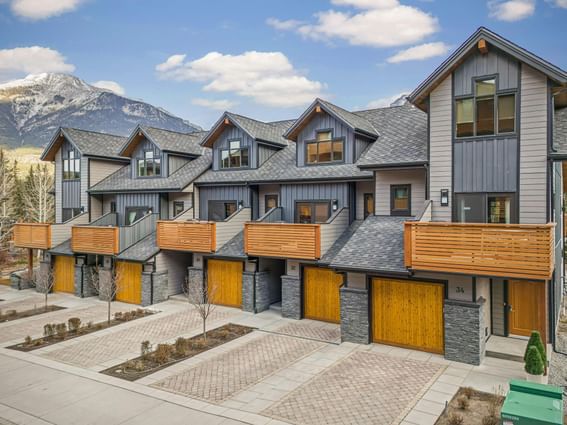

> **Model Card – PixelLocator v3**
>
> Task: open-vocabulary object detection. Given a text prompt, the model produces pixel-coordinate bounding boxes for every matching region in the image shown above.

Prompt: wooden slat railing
[13,223,51,250]
[244,222,321,260]
[156,221,216,253]
[404,222,555,280]
[71,225,119,255]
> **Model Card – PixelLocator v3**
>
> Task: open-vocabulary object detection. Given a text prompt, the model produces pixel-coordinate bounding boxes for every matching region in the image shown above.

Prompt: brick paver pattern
[154,334,324,403]
[43,308,235,367]
[273,320,341,343]
[265,351,444,425]
[0,293,62,312]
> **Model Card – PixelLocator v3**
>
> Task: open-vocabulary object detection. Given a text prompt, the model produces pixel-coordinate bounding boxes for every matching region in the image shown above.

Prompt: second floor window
[296,201,330,224]
[455,78,516,138]
[220,140,249,169]
[138,150,161,177]
[63,150,80,180]
[306,131,344,165]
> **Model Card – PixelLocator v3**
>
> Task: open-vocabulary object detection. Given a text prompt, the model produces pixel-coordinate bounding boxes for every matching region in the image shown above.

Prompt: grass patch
[436,387,505,425]
[0,305,65,322]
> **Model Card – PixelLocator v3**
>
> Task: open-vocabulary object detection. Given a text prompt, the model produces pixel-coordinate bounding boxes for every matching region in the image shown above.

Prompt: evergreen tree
[0,150,17,246]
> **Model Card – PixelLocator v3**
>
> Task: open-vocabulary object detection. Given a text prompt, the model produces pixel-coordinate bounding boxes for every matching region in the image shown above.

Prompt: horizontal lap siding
[375,169,426,216]
[198,186,250,220]
[259,184,280,215]
[168,155,190,175]
[169,192,193,218]
[89,159,125,186]
[280,183,349,223]
[356,181,374,220]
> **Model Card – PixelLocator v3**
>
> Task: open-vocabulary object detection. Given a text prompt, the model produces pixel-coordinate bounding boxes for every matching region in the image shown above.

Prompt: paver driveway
[264,351,445,425]
[271,320,341,343]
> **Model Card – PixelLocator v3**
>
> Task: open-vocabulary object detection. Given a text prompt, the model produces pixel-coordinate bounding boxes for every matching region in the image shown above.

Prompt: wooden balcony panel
[244,223,321,260]
[404,222,555,280]
[71,226,118,255]
[156,221,216,253]
[13,223,51,250]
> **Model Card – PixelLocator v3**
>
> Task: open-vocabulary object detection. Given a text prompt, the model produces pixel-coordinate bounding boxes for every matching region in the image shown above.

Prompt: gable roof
[119,125,207,157]
[200,112,291,148]
[41,127,129,161]
[355,104,428,168]
[409,27,567,110]
[283,98,378,141]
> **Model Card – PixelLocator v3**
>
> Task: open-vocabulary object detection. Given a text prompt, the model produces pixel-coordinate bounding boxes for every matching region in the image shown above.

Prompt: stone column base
[281,275,301,320]
[444,299,485,365]
[10,270,34,290]
[255,271,271,313]
[187,266,204,292]
[340,287,370,344]
[141,270,168,307]
[242,271,255,312]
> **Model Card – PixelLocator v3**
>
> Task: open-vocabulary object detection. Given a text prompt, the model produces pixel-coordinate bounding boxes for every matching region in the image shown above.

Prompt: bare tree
[184,276,217,343]
[34,264,55,311]
[90,261,125,325]
[0,150,18,247]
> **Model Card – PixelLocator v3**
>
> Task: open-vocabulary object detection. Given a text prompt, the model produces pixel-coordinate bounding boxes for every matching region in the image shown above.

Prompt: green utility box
[501,380,563,425]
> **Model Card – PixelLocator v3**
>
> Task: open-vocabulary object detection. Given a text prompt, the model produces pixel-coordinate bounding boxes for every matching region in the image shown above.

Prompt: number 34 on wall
[455,287,465,294]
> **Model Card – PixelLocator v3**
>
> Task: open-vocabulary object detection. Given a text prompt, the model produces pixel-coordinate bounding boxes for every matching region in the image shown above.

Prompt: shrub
[55,322,68,339]
[86,321,93,329]
[525,346,544,375]
[447,412,464,425]
[68,318,81,333]
[136,308,145,317]
[482,415,499,425]
[125,359,145,372]
[174,337,189,356]
[461,387,474,399]
[43,323,55,338]
[140,340,152,359]
[114,312,123,321]
[6,309,16,317]
[456,395,469,410]
[24,335,32,346]
[524,331,546,364]
[153,344,174,365]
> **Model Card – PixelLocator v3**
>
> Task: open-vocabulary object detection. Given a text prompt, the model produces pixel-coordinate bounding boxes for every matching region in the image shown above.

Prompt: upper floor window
[455,78,516,138]
[390,185,411,216]
[295,201,330,224]
[306,131,344,165]
[455,193,516,224]
[63,150,80,180]
[208,200,237,221]
[137,150,161,177]
[220,140,249,169]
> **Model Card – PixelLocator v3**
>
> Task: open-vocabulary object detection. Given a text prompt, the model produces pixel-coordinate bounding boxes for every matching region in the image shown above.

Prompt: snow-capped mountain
[0,73,201,147]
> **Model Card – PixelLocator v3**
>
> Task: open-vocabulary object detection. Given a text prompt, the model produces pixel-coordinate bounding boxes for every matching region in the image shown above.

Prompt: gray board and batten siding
[211,125,256,171]
[108,193,160,226]
[198,186,251,220]
[130,137,167,178]
[59,138,81,212]
[279,182,349,223]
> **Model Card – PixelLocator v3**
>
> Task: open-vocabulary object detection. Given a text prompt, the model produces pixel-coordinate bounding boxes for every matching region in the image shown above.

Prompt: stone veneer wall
[444,299,485,365]
[141,270,168,306]
[254,271,271,313]
[340,287,370,344]
[242,271,255,313]
[281,275,301,319]
[187,266,204,292]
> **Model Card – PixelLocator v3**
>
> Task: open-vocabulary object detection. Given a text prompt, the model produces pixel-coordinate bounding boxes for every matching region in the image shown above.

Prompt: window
[455,78,516,138]
[220,140,249,169]
[125,207,150,225]
[63,150,80,180]
[173,201,184,217]
[456,193,485,223]
[295,201,330,224]
[364,193,374,219]
[62,208,81,222]
[455,193,515,223]
[137,150,161,177]
[306,130,344,164]
[390,185,411,216]
[488,195,512,224]
[110,201,116,213]
[265,194,278,213]
[208,201,237,221]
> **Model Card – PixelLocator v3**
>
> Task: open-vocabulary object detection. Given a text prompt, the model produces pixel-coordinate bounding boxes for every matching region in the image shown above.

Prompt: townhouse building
[13,27,567,366]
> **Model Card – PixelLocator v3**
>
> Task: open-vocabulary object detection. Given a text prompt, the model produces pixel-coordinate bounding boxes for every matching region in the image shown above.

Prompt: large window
[220,140,249,169]
[208,200,237,221]
[455,193,515,223]
[455,78,516,138]
[295,201,330,224]
[137,150,161,177]
[63,150,80,180]
[390,185,411,216]
[62,208,81,222]
[306,131,344,165]
[125,206,151,225]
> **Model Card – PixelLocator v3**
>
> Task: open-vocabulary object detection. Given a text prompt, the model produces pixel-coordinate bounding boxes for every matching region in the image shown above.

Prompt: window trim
[294,200,332,224]
[173,201,185,217]
[137,149,162,178]
[219,138,250,170]
[390,184,411,217]
[304,129,346,166]
[62,208,81,222]
[62,149,80,181]
[207,200,238,222]
[453,192,517,224]
[125,206,151,225]
[454,75,517,139]
[264,194,279,214]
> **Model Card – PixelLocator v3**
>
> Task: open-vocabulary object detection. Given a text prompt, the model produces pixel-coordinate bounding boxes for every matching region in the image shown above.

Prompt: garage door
[115,261,142,304]
[207,259,242,308]
[372,278,444,354]
[304,267,342,323]
[53,256,75,293]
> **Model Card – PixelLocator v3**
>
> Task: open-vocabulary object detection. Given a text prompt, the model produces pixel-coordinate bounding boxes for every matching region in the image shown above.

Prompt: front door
[508,280,546,341]
[363,193,374,218]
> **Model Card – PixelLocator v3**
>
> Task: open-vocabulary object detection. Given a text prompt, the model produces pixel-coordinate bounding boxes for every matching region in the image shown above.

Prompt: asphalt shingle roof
[318,99,378,137]
[48,239,74,256]
[355,104,428,168]
[141,127,207,156]
[329,215,411,274]
[553,107,567,155]
[90,148,212,193]
[61,128,128,160]
[319,220,363,266]
[227,114,293,146]
[213,231,246,259]
[116,232,159,262]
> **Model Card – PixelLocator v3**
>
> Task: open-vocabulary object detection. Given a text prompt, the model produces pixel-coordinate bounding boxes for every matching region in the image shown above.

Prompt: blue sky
[0,0,566,128]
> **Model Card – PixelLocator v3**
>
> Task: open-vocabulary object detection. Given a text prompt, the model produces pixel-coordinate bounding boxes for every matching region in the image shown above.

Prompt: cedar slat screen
[404,222,555,280]
[71,226,118,255]
[244,222,321,260]
[156,221,216,253]
[13,223,51,249]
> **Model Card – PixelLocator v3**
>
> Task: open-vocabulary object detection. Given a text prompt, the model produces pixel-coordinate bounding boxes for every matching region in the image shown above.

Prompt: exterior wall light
[238,201,244,210]
[332,199,339,211]
[440,189,449,207]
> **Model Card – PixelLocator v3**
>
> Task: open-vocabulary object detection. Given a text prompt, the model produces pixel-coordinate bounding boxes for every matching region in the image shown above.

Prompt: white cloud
[366,92,409,108]
[91,80,125,96]
[192,98,238,111]
[156,51,325,108]
[268,0,439,48]
[0,46,75,81]
[488,0,535,21]
[554,0,567,7]
[10,0,85,20]
[266,18,304,31]
[387,42,450,63]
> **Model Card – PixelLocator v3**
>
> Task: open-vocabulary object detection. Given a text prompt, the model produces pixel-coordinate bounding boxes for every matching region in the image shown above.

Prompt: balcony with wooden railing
[404,221,555,280]
[13,213,90,250]
[244,207,349,260]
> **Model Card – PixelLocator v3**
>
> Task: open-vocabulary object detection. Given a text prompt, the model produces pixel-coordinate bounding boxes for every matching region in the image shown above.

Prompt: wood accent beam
[224,118,230,125]
[315,105,322,113]
[478,39,488,54]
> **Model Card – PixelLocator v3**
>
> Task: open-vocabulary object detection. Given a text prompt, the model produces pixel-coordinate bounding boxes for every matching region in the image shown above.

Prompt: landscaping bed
[101,323,254,381]
[1,305,65,322]
[8,309,154,352]
[435,387,504,425]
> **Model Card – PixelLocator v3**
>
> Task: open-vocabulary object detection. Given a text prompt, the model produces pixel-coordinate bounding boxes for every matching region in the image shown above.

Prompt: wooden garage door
[207,259,242,308]
[115,261,142,304]
[372,278,444,354]
[304,267,342,323]
[53,256,75,293]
